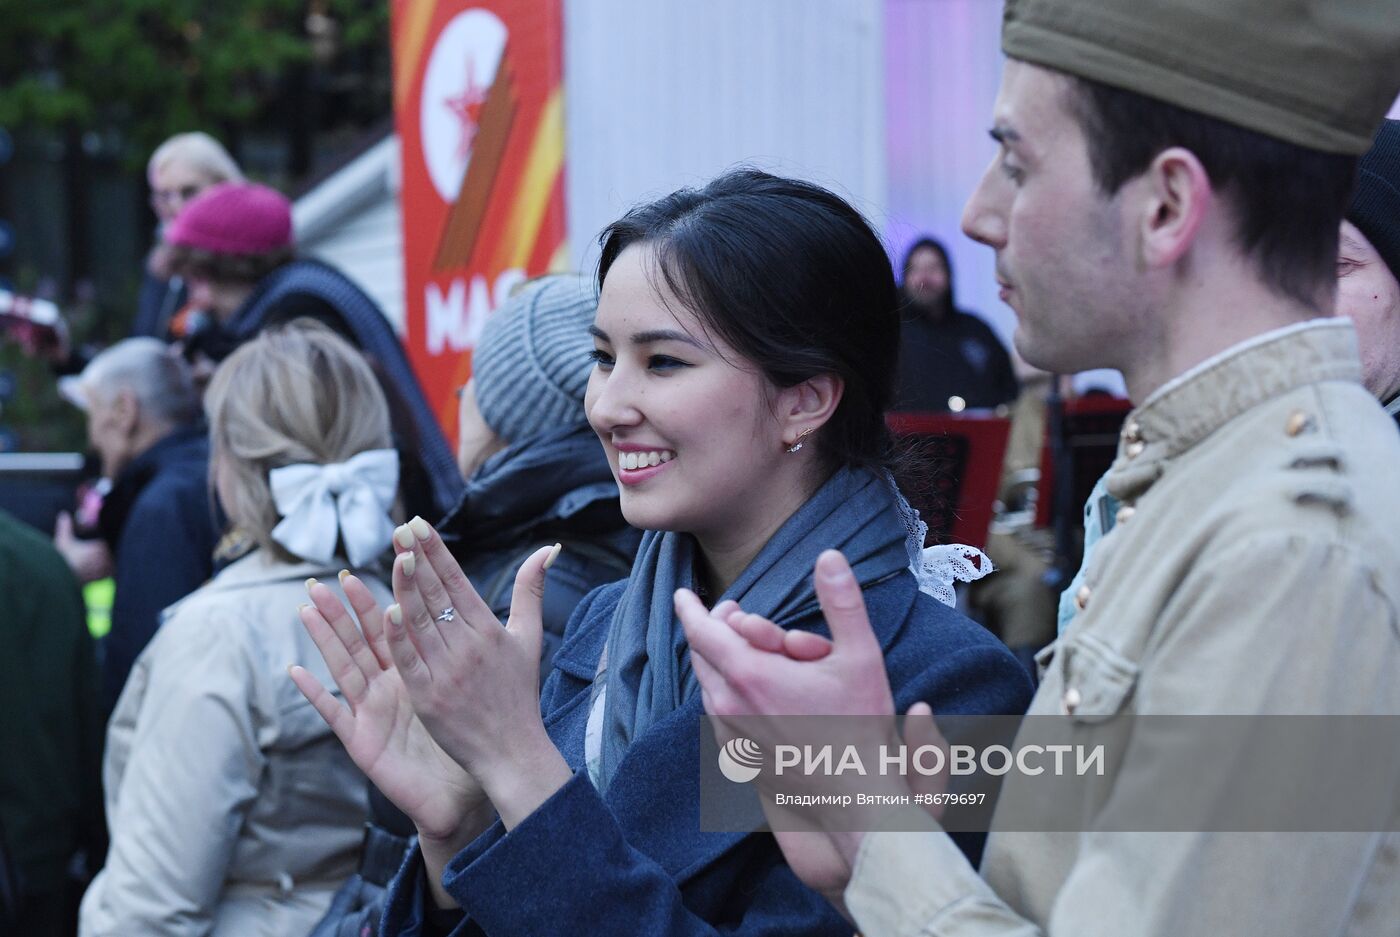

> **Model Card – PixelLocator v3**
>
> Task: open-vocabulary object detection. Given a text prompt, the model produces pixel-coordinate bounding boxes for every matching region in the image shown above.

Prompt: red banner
[391,0,568,444]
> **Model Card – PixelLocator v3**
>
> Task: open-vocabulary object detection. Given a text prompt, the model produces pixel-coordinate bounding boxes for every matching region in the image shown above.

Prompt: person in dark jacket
[292,170,1032,936]
[0,509,104,937]
[160,181,460,518]
[1339,117,1400,429]
[57,338,219,715]
[892,236,1019,412]
[309,275,637,937]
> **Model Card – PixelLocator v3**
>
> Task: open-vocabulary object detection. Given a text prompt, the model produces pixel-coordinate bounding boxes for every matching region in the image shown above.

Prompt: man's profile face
[904,247,950,306]
[83,386,135,479]
[960,59,1137,375]
[1337,219,1400,403]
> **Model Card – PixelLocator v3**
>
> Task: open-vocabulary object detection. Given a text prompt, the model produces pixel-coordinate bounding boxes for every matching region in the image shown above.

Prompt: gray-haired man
[59,338,220,713]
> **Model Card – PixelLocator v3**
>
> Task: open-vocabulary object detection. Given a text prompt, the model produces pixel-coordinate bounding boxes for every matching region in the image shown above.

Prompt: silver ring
[435,606,456,622]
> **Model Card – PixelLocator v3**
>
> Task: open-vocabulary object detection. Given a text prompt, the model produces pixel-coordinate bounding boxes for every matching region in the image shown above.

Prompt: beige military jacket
[846,320,1400,936]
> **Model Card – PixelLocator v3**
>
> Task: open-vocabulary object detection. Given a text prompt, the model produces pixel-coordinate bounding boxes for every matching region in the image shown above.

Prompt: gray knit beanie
[472,274,598,444]
[1348,119,1400,284]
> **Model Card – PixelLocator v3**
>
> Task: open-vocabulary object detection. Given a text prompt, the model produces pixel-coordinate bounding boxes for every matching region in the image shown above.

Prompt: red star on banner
[445,58,488,161]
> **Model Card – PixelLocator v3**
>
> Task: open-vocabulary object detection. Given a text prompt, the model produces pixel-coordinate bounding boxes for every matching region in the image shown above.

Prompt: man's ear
[1138,146,1212,269]
[779,373,844,444]
[110,389,141,437]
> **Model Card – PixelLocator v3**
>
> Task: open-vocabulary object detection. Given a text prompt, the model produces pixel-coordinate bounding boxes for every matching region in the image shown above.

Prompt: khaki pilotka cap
[1001,0,1400,155]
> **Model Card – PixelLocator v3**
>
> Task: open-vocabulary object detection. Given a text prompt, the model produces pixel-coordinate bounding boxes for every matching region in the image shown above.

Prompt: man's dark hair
[1064,76,1358,308]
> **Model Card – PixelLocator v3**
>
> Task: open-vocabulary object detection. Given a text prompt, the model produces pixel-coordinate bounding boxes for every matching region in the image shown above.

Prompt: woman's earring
[785,427,815,453]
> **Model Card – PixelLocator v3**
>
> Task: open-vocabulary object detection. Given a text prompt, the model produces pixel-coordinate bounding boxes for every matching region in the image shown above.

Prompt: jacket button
[1125,440,1145,458]
[1115,505,1136,525]
[1123,420,1142,443]
[1074,584,1092,610]
[1285,410,1314,436]
[1062,686,1082,715]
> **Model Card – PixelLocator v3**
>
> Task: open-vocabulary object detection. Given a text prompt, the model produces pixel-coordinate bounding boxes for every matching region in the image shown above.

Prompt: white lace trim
[887,473,993,607]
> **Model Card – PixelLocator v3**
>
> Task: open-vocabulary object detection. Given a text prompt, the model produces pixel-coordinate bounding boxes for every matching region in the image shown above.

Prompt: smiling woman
[293,169,1033,937]
[585,246,821,574]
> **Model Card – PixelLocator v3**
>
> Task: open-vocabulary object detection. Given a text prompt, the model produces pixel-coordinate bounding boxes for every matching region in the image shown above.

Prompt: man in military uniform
[677,0,1400,933]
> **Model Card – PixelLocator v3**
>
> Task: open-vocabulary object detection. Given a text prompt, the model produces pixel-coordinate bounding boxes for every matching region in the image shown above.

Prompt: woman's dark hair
[596,169,900,471]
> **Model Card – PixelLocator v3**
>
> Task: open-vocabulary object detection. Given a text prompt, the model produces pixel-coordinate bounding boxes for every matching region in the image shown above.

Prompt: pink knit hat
[165,181,292,255]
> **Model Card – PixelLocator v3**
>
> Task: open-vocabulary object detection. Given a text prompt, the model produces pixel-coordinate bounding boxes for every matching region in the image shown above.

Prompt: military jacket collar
[1106,318,1362,502]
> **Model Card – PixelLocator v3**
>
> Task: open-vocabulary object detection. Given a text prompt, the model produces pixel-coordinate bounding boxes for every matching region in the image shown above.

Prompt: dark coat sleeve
[890,638,1034,867]
[408,773,845,935]
[378,581,1033,937]
[380,772,848,937]
[377,582,848,937]
[104,477,216,713]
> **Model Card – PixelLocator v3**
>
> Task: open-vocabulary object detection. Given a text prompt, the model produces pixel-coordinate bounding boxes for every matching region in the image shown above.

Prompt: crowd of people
[1,0,1398,935]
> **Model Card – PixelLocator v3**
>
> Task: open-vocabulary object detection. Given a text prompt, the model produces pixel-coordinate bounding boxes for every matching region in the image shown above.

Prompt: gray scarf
[594,466,910,790]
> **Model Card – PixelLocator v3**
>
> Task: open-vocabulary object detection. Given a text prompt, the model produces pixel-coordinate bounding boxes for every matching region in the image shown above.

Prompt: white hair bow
[269,449,399,567]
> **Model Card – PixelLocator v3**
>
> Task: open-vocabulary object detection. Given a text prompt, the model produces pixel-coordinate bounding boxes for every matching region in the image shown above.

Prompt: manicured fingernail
[386,604,402,626]
[296,603,309,613]
[338,569,351,584]
[305,577,318,594]
[401,551,416,577]
[817,550,849,583]
[394,525,415,550]
[543,542,562,570]
[409,516,432,541]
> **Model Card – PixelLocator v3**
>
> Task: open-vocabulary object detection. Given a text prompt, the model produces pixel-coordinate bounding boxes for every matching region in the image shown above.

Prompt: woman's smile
[614,444,677,483]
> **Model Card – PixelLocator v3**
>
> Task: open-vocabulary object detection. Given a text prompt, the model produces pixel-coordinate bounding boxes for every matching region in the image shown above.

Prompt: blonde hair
[148,132,244,184]
[204,320,392,562]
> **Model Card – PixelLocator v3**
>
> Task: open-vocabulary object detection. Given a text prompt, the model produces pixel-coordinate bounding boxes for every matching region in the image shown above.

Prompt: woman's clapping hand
[383,517,573,829]
[289,571,492,847]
